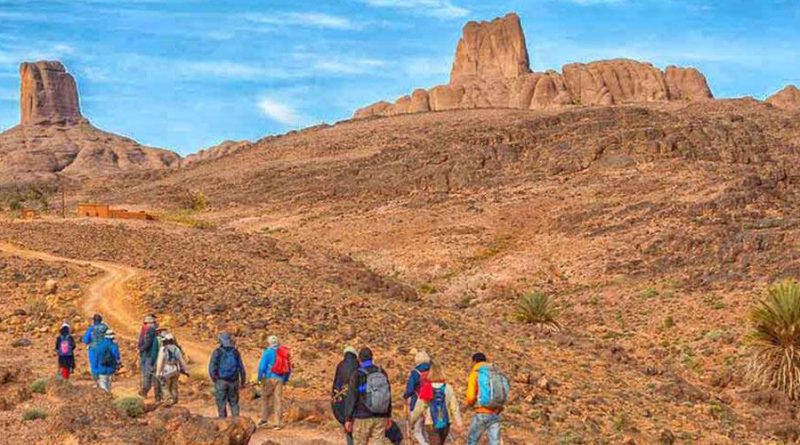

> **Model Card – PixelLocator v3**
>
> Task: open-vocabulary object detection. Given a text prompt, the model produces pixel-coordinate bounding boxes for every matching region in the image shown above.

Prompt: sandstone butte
[766,84,800,111]
[353,13,714,119]
[0,60,179,186]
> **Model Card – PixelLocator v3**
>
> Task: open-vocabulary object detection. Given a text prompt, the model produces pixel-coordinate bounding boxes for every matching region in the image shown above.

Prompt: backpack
[218,348,240,380]
[58,336,73,357]
[414,369,433,402]
[91,323,108,347]
[100,344,117,369]
[161,347,180,379]
[271,345,291,375]
[359,368,391,415]
[429,384,450,429]
[477,364,510,409]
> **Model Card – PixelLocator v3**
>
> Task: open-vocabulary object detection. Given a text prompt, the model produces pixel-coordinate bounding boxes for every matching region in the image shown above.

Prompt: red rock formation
[766,85,800,111]
[353,13,714,118]
[20,61,85,126]
[1,60,180,186]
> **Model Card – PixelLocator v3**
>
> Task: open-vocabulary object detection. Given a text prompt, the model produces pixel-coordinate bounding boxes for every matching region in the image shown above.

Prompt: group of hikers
[55,313,509,445]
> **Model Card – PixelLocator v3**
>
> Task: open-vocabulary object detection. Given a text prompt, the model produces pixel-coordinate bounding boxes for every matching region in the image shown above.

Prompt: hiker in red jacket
[257,335,291,428]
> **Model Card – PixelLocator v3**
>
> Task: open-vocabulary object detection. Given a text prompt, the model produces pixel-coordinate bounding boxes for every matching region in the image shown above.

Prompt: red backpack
[271,345,292,375]
[415,369,434,402]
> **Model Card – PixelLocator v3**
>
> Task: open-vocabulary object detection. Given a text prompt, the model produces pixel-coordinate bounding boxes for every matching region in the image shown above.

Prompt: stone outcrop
[766,85,800,111]
[354,13,713,119]
[20,61,85,126]
[180,140,252,166]
[1,60,180,186]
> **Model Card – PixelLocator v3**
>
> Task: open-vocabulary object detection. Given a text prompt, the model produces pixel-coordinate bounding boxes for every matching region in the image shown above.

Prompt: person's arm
[384,368,393,416]
[237,350,246,385]
[113,344,121,370]
[446,385,463,426]
[54,336,59,352]
[82,326,93,345]
[208,349,219,381]
[178,349,189,373]
[343,369,359,421]
[465,369,478,407]
[403,370,418,400]
[257,350,268,381]
[69,336,76,353]
[156,347,165,376]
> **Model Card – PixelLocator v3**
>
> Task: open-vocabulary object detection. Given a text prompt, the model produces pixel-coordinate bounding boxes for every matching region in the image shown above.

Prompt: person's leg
[167,376,178,405]
[466,414,487,445]
[437,425,450,445]
[413,417,429,445]
[273,380,284,427]
[99,374,112,392]
[345,431,354,445]
[370,418,389,445]
[486,414,501,445]
[229,381,240,417]
[352,419,370,445]
[154,369,163,403]
[214,381,228,418]
[261,379,274,423]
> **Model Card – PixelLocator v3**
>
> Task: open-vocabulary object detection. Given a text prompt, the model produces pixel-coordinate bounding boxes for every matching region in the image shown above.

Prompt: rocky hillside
[767,84,800,111]
[354,13,712,118]
[0,61,179,189]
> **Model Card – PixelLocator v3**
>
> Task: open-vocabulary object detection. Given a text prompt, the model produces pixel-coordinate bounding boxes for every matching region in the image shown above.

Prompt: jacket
[209,346,246,383]
[156,344,188,378]
[55,333,76,369]
[55,333,76,356]
[403,362,431,411]
[94,338,121,376]
[409,381,463,427]
[465,362,500,414]
[257,345,291,382]
[331,351,359,425]
[344,360,392,420]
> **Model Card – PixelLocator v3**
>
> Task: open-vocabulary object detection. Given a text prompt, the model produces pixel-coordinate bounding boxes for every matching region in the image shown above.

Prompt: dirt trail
[0,241,338,444]
[0,242,213,373]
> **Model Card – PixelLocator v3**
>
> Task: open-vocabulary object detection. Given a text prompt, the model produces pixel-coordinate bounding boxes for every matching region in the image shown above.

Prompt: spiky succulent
[514,291,560,331]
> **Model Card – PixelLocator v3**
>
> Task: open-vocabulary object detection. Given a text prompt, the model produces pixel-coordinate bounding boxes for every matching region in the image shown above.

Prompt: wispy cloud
[244,12,359,30]
[359,0,469,18]
[257,97,303,125]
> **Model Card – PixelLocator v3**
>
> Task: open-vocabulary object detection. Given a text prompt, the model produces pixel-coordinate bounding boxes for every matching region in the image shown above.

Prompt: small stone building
[76,203,153,220]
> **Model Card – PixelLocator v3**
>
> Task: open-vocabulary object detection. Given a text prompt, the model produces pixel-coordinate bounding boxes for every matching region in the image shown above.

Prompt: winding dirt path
[0,242,213,371]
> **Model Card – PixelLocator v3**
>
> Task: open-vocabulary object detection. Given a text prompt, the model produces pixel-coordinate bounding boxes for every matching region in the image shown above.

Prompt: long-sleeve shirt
[81,325,95,346]
[465,361,499,414]
[94,338,120,375]
[156,344,188,377]
[409,382,463,427]
[403,363,431,411]
[344,360,392,420]
[138,324,156,356]
[257,346,291,382]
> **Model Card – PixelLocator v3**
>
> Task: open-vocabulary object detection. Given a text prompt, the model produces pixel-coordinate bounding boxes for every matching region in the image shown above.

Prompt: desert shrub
[9,197,22,211]
[114,396,145,418]
[21,408,48,421]
[188,191,208,211]
[640,287,659,299]
[30,378,47,394]
[746,279,800,399]
[514,291,560,331]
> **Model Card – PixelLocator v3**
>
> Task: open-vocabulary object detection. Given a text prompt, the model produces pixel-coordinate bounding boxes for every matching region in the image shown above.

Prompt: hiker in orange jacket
[465,352,502,445]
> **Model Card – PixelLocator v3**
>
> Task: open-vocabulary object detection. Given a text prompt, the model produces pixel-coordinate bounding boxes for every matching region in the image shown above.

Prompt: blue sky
[1,0,798,155]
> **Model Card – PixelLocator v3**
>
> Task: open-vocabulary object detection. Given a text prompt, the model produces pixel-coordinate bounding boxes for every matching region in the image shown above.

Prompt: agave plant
[746,279,800,400]
[514,291,560,331]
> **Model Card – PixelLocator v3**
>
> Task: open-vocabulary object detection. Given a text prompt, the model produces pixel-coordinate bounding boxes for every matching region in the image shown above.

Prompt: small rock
[45,279,58,295]
[11,338,32,348]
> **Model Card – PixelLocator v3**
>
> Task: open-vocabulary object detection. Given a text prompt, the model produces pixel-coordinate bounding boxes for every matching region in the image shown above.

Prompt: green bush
[30,378,47,394]
[189,191,208,211]
[115,396,145,418]
[746,279,800,399]
[514,291,560,331]
[21,408,48,421]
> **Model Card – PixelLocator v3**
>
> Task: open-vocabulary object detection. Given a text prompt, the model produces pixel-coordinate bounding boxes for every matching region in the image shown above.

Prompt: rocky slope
[767,84,800,111]
[180,140,253,166]
[354,13,712,118]
[0,61,179,189]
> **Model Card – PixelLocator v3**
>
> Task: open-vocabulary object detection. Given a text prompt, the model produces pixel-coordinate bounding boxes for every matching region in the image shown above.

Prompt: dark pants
[432,426,450,445]
[214,379,240,418]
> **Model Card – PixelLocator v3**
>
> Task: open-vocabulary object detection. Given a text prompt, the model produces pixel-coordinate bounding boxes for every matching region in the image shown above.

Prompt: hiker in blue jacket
[209,332,246,418]
[403,350,431,445]
[94,329,121,392]
[81,314,107,380]
[257,335,291,428]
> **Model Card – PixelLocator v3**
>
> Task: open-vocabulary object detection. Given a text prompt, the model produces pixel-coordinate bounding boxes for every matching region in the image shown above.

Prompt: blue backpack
[218,348,240,380]
[477,364,510,409]
[430,384,450,429]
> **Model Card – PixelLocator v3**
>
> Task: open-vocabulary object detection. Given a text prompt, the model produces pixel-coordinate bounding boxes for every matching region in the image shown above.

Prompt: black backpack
[101,345,117,368]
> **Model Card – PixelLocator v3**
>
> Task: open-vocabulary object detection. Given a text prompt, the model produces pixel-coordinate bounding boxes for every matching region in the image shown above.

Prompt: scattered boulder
[45,279,58,295]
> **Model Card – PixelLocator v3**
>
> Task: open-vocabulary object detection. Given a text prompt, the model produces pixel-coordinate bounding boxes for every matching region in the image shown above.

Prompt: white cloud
[257,97,302,125]
[245,12,358,30]
[359,0,469,18]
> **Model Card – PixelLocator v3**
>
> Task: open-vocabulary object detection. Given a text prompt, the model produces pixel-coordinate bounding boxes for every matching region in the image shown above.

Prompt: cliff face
[1,60,179,187]
[20,61,86,126]
[354,13,713,119]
